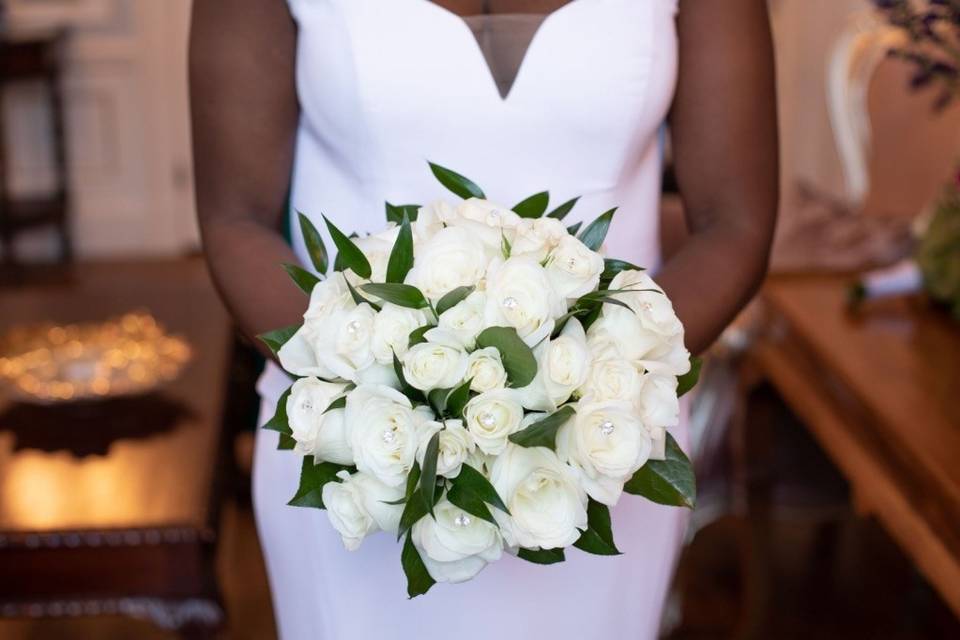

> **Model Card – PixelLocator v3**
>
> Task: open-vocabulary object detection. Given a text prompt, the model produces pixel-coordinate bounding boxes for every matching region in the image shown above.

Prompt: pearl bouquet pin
[259,163,700,597]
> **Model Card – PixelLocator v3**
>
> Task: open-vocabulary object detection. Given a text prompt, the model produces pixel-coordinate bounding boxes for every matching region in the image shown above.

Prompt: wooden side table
[0,259,232,638]
[0,29,72,266]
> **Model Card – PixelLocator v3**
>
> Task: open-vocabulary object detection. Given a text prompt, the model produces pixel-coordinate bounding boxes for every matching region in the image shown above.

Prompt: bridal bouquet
[260,164,700,597]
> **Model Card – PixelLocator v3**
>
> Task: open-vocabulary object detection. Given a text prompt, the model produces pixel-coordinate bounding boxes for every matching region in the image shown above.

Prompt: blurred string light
[0,312,192,404]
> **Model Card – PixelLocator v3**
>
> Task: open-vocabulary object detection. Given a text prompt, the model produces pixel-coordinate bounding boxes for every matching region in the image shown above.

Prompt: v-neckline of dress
[414,0,588,102]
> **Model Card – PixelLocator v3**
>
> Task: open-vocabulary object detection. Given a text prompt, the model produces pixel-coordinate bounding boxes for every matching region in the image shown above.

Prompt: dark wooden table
[741,273,960,623]
[0,259,232,638]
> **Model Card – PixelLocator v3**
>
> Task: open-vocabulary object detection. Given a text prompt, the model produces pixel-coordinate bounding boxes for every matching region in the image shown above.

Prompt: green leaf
[298,212,329,274]
[447,482,497,526]
[401,531,436,598]
[258,324,301,358]
[677,356,703,398]
[393,352,426,403]
[277,433,296,450]
[428,162,485,200]
[282,263,321,295]
[398,489,430,540]
[408,325,432,348]
[420,432,441,515]
[500,231,512,260]
[573,498,621,556]
[452,464,510,514]
[623,433,696,508]
[262,387,293,435]
[428,387,451,416]
[343,276,382,312]
[475,326,537,388]
[600,258,645,284]
[323,215,372,279]
[436,286,475,316]
[578,208,617,251]
[360,283,429,309]
[288,456,349,509]
[546,196,580,221]
[566,221,583,236]
[386,213,414,284]
[512,191,549,219]
[508,405,576,450]
[517,547,566,564]
[445,378,473,419]
[386,202,420,225]
[323,395,347,413]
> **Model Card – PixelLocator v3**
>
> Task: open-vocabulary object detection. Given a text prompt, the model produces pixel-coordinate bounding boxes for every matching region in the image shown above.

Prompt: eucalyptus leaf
[262,387,293,435]
[573,499,621,556]
[517,547,566,565]
[360,283,429,309]
[298,212,329,274]
[508,405,575,450]
[420,432,441,515]
[475,326,537,388]
[452,464,510,514]
[546,196,580,221]
[288,456,351,509]
[386,202,420,225]
[623,433,696,508]
[258,324,301,358]
[677,357,703,398]
[401,532,436,598]
[323,215,372,279]
[386,213,414,284]
[428,162,486,200]
[578,208,617,251]
[447,483,497,526]
[436,286,475,316]
[512,191,550,219]
[282,263,321,295]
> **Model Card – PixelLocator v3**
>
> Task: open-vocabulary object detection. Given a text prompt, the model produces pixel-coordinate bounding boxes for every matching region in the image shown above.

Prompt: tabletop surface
[0,259,231,533]
[763,274,960,507]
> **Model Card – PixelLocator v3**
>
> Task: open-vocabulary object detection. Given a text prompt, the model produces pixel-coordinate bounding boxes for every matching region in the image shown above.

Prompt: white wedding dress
[254,1,688,638]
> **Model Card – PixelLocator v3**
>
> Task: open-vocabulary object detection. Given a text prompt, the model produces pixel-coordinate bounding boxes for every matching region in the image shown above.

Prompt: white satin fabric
[255,1,687,638]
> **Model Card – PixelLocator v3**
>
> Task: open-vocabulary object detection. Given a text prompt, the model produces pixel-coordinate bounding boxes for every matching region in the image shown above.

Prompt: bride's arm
[190,0,304,354]
[659,0,779,354]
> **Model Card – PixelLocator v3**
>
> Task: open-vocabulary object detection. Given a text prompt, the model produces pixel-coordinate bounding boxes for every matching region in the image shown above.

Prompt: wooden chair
[0,30,72,267]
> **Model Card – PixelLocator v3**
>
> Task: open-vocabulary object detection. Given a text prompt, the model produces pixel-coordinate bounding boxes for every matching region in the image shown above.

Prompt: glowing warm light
[0,312,192,403]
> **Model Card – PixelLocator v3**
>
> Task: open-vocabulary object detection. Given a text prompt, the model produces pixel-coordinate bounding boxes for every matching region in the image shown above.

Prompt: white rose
[437,290,487,349]
[352,226,399,283]
[449,198,521,257]
[346,384,431,487]
[417,419,476,478]
[404,226,488,301]
[578,358,644,405]
[353,361,401,388]
[277,274,353,378]
[322,470,404,551]
[402,330,469,391]
[464,389,524,455]
[557,400,653,505]
[413,200,457,242]
[466,347,508,393]
[484,256,566,347]
[286,377,352,464]
[589,270,691,376]
[412,499,503,583]
[490,444,588,549]
[545,234,605,300]
[370,303,428,365]
[516,318,591,412]
[637,373,680,429]
[511,217,568,261]
[293,302,377,383]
